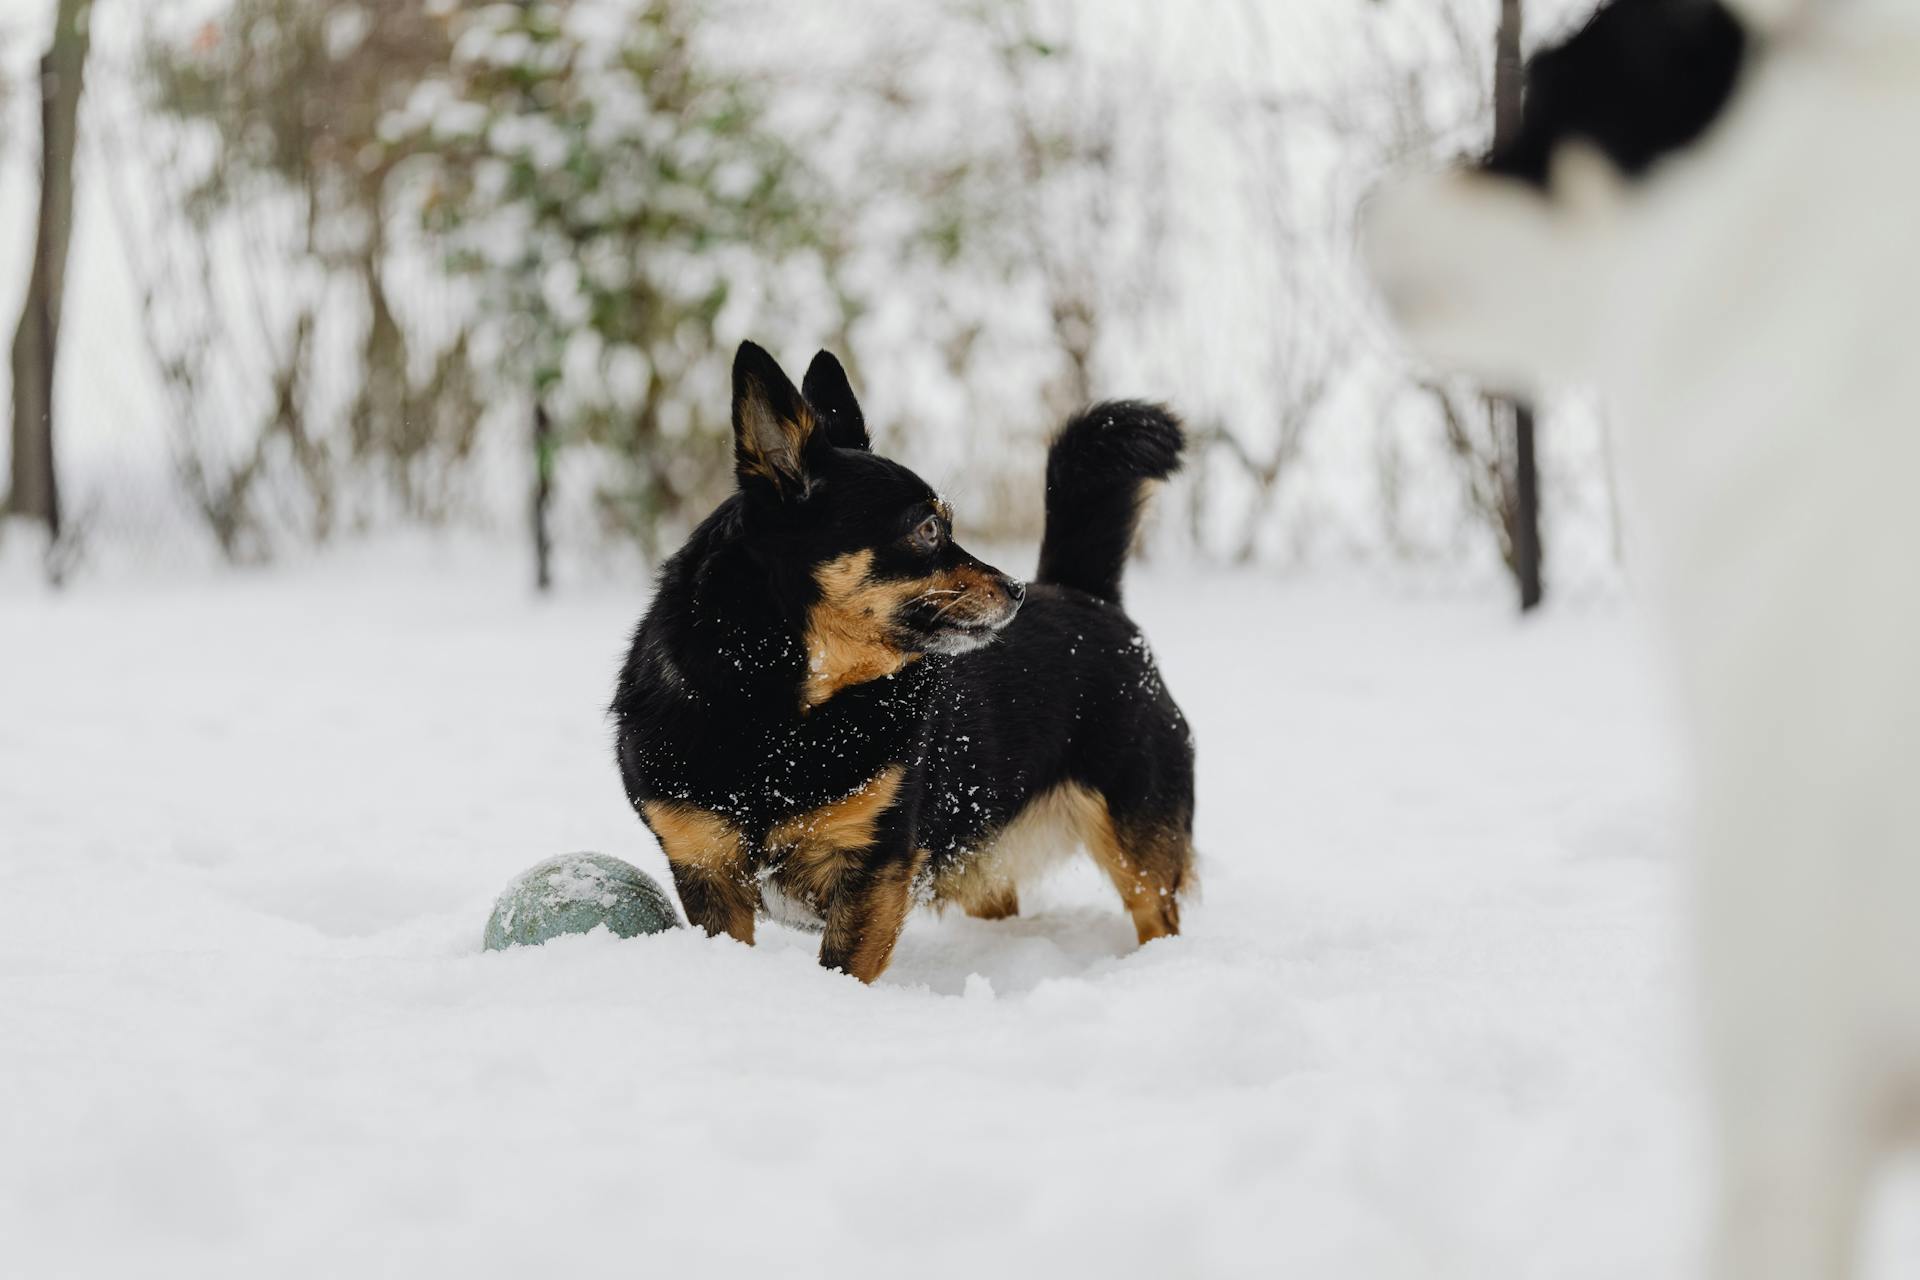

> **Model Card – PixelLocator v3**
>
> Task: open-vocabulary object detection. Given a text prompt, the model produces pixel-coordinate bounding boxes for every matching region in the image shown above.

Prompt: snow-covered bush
[64,0,1625,594]
[400,0,842,551]
[140,0,482,555]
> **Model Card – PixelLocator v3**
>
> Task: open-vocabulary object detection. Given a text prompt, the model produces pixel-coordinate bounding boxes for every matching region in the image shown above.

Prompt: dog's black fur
[1486,0,1750,189]
[612,342,1195,981]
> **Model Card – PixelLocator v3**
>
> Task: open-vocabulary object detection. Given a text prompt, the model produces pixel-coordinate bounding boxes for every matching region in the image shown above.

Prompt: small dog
[1368,2,1920,1276]
[612,342,1194,982]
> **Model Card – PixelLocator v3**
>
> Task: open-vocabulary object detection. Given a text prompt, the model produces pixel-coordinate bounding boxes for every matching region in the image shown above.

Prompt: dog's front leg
[643,799,756,945]
[818,845,929,983]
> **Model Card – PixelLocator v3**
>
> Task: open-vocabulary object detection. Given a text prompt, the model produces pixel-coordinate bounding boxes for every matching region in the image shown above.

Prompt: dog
[611,341,1195,983]
[1367,1,1920,1275]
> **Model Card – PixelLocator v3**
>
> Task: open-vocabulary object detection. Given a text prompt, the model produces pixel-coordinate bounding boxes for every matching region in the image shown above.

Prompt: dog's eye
[911,515,944,552]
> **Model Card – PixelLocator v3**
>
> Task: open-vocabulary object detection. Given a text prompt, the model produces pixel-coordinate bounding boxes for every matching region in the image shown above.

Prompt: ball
[484,853,681,950]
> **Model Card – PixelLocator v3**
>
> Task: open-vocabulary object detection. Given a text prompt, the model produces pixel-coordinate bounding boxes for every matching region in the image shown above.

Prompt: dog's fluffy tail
[1036,401,1184,606]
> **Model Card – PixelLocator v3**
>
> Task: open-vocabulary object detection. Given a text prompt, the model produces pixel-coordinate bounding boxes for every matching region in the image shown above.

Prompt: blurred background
[0,0,1614,602]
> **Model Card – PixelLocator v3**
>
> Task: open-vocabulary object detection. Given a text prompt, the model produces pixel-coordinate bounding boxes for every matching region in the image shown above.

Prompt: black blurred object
[1486,0,1750,190]
[533,399,555,593]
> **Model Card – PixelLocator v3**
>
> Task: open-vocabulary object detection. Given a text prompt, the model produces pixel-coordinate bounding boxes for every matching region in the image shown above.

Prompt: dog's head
[728,342,1024,696]
[1365,0,1751,393]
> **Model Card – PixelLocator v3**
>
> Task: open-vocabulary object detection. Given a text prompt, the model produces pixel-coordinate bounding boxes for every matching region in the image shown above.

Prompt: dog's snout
[1006,579,1027,605]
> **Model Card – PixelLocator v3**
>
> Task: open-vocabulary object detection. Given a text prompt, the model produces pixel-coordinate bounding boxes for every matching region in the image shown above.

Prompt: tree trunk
[1493,0,1544,611]
[7,0,92,550]
[532,398,554,593]
[1494,0,1527,146]
[1510,400,1542,609]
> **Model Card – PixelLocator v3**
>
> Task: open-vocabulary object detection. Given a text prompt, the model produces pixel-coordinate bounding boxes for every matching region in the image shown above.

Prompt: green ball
[484,853,681,951]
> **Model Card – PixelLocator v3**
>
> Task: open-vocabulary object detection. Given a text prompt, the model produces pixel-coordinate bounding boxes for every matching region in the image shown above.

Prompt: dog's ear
[732,341,822,499]
[801,350,870,452]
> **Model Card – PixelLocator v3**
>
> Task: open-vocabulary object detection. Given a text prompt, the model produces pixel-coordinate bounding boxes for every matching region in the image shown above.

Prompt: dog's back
[1371,6,1920,1276]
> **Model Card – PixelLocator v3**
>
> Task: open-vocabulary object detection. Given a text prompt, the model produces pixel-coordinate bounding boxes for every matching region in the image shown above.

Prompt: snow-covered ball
[484,853,680,950]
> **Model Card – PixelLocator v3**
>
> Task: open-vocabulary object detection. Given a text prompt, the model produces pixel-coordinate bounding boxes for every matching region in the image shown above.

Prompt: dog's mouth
[921,592,1023,655]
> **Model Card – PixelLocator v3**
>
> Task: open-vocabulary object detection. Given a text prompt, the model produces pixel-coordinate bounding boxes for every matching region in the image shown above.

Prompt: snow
[1,539,1719,1277]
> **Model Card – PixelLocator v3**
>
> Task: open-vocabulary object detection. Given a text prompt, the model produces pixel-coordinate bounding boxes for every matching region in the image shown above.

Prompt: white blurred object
[1727,0,1817,30]
[1369,9,1920,1279]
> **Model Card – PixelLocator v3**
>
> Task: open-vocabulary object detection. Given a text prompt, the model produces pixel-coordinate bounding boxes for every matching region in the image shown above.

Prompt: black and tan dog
[612,342,1194,982]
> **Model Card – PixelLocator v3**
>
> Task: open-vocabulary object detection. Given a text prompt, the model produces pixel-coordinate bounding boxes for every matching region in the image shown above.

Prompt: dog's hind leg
[1069,788,1189,945]
[643,800,756,944]
[962,882,1020,921]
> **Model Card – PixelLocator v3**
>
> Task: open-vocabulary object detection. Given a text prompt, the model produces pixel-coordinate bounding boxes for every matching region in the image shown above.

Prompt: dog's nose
[1006,579,1027,604]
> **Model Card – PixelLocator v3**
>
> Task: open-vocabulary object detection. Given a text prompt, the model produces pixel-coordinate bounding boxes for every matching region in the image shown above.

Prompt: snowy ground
[1,541,1734,1277]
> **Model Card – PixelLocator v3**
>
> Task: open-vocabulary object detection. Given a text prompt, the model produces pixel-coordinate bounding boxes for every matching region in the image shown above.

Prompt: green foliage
[142,3,480,539]
[408,0,842,549]
[133,0,841,554]
[146,4,449,234]
[126,0,1109,558]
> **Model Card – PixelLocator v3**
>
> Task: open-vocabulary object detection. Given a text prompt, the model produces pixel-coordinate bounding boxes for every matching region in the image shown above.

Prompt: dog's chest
[632,655,937,824]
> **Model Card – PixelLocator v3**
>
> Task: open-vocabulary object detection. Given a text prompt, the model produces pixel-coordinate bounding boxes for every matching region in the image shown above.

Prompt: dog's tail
[1036,401,1184,606]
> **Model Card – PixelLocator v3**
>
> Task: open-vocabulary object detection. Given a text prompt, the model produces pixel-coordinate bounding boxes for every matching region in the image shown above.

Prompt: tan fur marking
[943,563,1000,599]
[962,882,1020,921]
[823,847,929,983]
[801,551,922,709]
[801,554,1018,709]
[1083,803,1188,945]
[643,800,755,942]
[934,783,1188,946]
[642,801,744,872]
[933,785,1104,911]
[738,397,817,489]
[766,767,906,907]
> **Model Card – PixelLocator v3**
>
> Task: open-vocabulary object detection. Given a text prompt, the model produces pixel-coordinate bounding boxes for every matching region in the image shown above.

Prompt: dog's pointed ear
[732,341,820,499]
[801,350,870,452]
